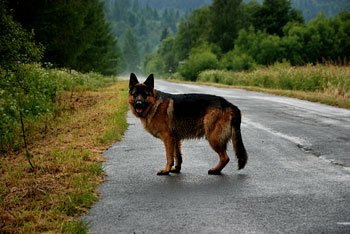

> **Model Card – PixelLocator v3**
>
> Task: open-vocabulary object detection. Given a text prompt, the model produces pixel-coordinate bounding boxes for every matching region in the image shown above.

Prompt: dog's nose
[135,100,143,108]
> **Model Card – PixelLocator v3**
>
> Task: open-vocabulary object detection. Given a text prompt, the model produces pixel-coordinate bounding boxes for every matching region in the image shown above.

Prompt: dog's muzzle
[134,100,144,113]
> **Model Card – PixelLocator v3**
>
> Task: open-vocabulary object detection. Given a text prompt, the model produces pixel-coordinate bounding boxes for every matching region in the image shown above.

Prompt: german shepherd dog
[128,73,248,175]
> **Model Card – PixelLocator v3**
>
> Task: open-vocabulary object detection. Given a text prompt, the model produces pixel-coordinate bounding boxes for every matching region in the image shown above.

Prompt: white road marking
[242,117,309,146]
[337,222,350,225]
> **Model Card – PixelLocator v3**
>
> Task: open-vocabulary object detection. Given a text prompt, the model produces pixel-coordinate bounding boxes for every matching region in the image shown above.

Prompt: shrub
[231,53,256,71]
[179,49,219,81]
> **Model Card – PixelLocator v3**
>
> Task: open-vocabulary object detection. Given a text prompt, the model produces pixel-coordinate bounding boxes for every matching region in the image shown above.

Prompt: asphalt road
[83,80,350,234]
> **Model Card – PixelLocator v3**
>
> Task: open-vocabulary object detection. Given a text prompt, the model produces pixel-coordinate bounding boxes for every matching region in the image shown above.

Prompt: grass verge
[168,64,350,109]
[0,80,129,233]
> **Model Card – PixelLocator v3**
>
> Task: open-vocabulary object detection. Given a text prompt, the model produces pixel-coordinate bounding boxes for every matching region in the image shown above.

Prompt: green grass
[98,85,129,145]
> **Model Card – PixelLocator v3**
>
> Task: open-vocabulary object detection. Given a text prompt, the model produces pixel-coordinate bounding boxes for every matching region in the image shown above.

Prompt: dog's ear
[143,74,154,89]
[129,73,139,89]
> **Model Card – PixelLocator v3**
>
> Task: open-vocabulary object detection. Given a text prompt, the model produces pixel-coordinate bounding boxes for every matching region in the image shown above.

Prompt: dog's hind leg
[206,127,230,175]
[208,149,230,175]
[205,110,231,174]
[171,139,182,173]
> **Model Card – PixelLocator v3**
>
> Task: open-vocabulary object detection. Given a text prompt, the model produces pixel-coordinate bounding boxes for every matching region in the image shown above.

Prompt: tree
[233,27,284,65]
[8,0,121,75]
[160,28,170,41]
[123,28,140,72]
[75,0,122,75]
[335,10,350,60]
[252,0,304,36]
[174,7,211,62]
[157,36,176,73]
[0,0,43,70]
[209,0,244,53]
[137,17,148,37]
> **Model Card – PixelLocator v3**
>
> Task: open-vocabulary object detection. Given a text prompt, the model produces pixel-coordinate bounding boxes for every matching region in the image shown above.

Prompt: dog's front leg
[157,132,175,175]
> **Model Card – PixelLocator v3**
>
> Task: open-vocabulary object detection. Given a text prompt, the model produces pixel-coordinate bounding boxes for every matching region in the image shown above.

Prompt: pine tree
[137,17,148,37]
[75,0,122,75]
[160,28,170,41]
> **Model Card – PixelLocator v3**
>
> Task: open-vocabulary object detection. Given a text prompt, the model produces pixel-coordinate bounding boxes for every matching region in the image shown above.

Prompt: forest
[144,0,350,81]
[102,0,183,73]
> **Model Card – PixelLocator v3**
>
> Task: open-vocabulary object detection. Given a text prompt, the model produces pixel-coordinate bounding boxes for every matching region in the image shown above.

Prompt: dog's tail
[231,107,248,170]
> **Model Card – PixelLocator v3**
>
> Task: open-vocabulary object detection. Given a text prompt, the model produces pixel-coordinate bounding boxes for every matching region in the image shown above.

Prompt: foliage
[0,63,116,151]
[232,11,350,66]
[178,47,219,81]
[144,0,350,81]
[198,63,350,96]
[143,36,179,76]
[7,0,121,75]
[144,0,308,79]
[102,0,183,71]
[0,0,44,70]
[252,0,304,36]
[209,0,244,52]
[174,7,212,61]
[160,28,171,42]
[221,51,256,71]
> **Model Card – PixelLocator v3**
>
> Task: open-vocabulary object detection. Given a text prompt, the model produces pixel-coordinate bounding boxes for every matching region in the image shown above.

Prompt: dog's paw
[170,167,181,173]
[208,168,221,175]
[157,169,170,175]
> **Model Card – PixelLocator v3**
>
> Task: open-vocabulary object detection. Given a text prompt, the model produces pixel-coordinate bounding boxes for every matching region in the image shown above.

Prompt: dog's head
[128,73,156,117]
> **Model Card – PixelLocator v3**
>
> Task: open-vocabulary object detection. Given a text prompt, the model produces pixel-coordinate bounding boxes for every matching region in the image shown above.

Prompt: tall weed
[198,63,350,97]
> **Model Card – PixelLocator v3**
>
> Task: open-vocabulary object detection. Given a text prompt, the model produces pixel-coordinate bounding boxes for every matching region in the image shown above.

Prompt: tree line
[143,0,350,81]
[138,0,212,12]
[102,0,183,73]
[138,0,350,21]
[291,0,350,22]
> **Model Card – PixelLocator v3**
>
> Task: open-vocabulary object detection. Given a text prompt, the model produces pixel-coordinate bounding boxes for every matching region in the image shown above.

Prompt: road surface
[83,80,350,234]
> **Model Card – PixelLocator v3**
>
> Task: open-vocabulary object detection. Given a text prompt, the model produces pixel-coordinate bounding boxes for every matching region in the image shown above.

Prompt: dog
[128,73,248,175]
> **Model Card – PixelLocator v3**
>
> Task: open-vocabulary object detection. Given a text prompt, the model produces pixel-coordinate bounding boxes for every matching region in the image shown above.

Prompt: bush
[178,49,219,81]
[231,53,256,71]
